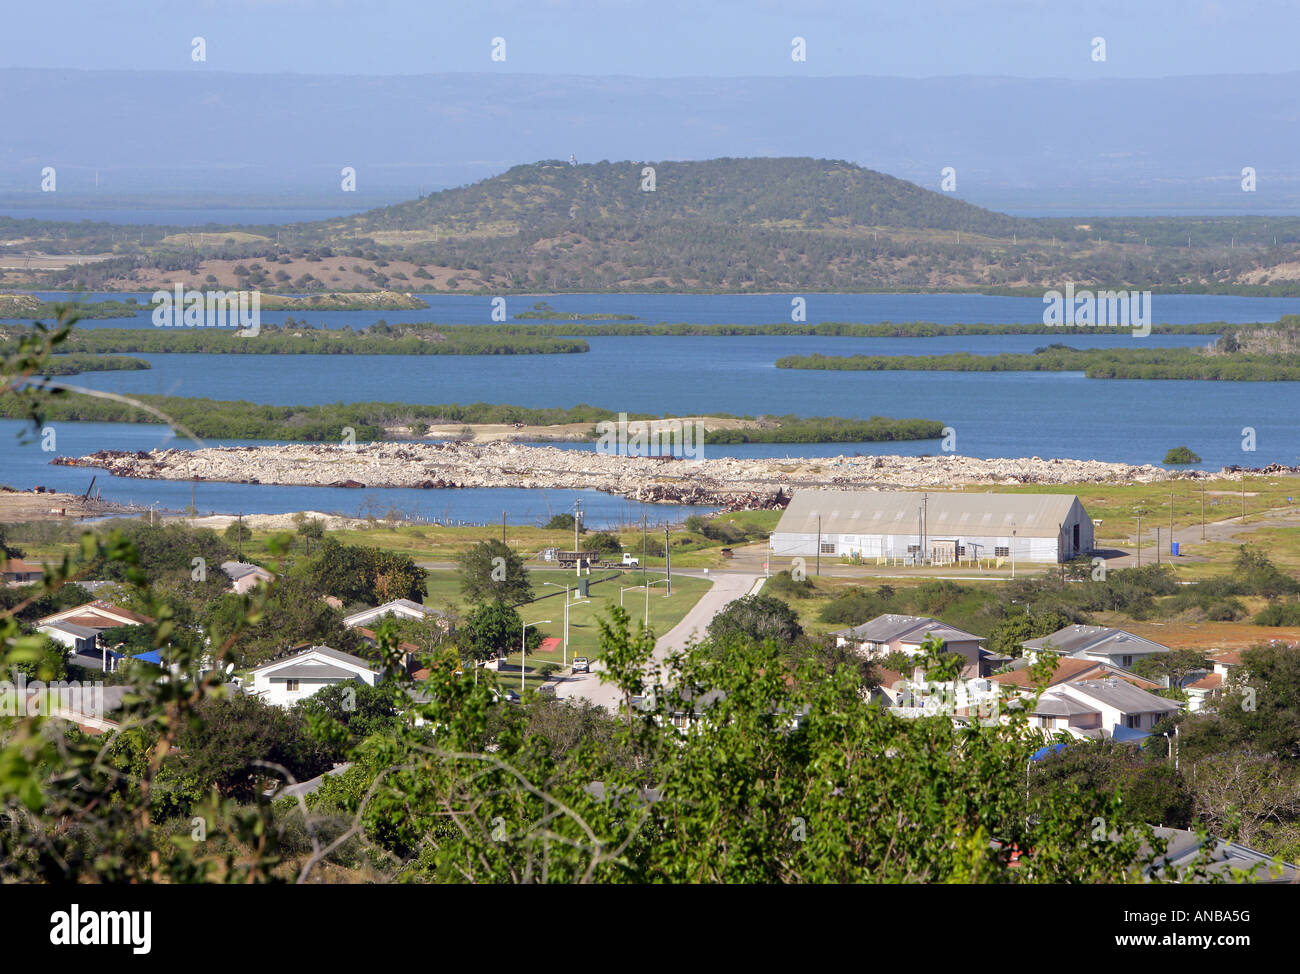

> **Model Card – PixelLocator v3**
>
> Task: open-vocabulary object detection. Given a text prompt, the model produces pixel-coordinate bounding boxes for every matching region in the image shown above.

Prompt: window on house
[1125,714,1140,729]
[956,545,966,556]
[994,546,1010,557]
[286,679,300,692]
[820,542,836,554]
[1121,656,1133,668]
[672,714,689,728]
[907,544,921,554]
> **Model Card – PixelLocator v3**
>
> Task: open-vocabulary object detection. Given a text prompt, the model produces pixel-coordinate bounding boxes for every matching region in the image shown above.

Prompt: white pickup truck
[621,553,640,567]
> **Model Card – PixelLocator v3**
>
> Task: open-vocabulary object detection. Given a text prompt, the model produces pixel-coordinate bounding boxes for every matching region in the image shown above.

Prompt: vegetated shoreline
[776,338,1300,381]
[52,442,1233,509]
[9,316,1299,351]
[0,394,945,444]
[1,324,588,356]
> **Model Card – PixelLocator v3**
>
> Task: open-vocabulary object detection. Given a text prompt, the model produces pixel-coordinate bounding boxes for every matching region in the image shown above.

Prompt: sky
[3,0,1298,78]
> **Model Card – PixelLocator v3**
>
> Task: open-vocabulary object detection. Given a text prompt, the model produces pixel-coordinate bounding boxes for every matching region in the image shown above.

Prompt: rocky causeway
[51,441,1248,509]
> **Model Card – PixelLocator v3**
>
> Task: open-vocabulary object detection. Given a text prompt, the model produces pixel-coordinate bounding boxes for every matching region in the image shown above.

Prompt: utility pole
[1201,487,1206,541]
[665,526,671,596]
[502,510,507,544]
[1156,526,1161,565]
[1135,512,1142,568]
[573,499,582,578]
[642,512,647,588]
[237,512,244,561]
[1242,472,1247,522]
[1170,492,1174,550]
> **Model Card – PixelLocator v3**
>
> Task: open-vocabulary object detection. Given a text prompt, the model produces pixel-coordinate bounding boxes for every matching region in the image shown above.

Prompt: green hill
[333,157,1040,239]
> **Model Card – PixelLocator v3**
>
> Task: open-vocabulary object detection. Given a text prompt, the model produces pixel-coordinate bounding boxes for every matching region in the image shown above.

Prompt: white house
[1032,678,1181,741]
[221,561,274,593]
[832,613,997,677]
[248,645,380,708]
[35,601,155,661]
[1021,625,1169,670]
[342,599,448,631]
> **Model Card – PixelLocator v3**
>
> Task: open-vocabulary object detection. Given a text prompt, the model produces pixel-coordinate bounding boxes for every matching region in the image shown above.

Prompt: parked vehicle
[621,553,640,567]
[557,550,602,568]
[572,657,591,673]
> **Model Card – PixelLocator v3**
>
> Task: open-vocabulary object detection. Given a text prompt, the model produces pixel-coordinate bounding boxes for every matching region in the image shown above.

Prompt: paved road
[552,570,761,711]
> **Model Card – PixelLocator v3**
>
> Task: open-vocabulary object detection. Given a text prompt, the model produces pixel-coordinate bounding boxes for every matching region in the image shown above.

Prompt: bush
[1163,446,1201,464]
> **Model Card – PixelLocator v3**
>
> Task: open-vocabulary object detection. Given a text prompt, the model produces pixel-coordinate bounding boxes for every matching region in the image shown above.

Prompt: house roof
[1145,827,1299,883]
[342,598,444,627]
[1,558,41,575]
[39,620,101,638]
[250,644,377,675]
[991,657,1160,691]
[221,561,272,581]
[267,663,358,681]
[833,613,981,645]
[1023,625,1169,658]
[1187,672,1223,691]
[1032,693,1100,717]
[1061,679,1182,714]
[774,490,1083,539]
[36,600,154,627]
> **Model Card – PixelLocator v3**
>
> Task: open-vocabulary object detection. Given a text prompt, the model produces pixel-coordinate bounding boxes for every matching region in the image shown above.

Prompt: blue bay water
[3,291,1300,521]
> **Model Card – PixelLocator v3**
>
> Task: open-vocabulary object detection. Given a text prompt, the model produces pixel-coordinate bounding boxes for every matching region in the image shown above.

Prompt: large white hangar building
[769,490,1095,565]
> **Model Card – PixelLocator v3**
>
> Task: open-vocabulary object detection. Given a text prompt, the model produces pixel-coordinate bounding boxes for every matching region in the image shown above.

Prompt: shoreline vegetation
[0,394,945,444]
[3,324,589,356]
[4,317,1298,359]
[776,327,1300,380]
[39,353,152,375]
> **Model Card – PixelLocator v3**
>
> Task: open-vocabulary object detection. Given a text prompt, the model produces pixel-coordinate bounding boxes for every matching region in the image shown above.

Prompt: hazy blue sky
[5,0,1297,78]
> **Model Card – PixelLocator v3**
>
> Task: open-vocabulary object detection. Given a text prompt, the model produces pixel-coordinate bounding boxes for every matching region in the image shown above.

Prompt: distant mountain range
[2,68,1299,216]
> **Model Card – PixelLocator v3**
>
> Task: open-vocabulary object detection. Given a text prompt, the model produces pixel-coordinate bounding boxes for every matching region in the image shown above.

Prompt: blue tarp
[1030,741,1069,762]
[1111,724,1151,743]
[130,650,163,665]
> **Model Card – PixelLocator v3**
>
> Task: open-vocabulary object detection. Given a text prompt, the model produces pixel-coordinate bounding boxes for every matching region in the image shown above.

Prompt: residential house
[1021,624,1169,670]
[35,601,155,665]
[1,558,43,586]
[1184,648,1246,712]
[1031,678,1181,741]
[832,613,995,677]
[248,645,381,708]
[220,560,274,593]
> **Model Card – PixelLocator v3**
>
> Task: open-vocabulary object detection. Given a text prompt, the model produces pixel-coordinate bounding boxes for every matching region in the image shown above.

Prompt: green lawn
[423,566,712,684]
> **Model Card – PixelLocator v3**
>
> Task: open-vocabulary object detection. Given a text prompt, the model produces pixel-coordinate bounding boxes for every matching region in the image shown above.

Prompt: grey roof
[1023,625,1169,658]
[774,490,1084,539]
[250,644,377,675]
[1032,694,1100,717]
[1062,679,1182,714]
[267,663,358,681]
[343,598,444,626]
[833,613,981,645]
[39,620,100,638]
[1146,827,1299,883]
[221,561,271,581]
